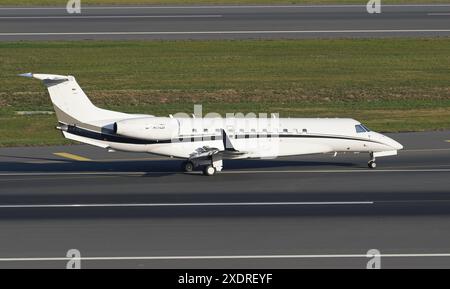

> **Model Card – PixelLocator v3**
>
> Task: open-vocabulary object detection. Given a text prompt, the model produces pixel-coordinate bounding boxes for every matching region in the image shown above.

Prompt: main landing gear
[368,152,376,169]
[182,155,223,176]
[182,161,194,173]
[203,165,216,176]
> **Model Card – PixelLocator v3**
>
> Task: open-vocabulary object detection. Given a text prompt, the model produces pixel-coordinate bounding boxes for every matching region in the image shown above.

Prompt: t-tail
[19,73,131,129]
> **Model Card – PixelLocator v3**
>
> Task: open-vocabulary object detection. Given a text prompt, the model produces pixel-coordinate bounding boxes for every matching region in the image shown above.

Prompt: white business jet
[21,73,403,176]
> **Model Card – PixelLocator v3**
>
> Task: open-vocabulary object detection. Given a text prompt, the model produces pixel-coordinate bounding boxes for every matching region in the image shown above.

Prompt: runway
[0,130,449,268]
[1,4,450,40]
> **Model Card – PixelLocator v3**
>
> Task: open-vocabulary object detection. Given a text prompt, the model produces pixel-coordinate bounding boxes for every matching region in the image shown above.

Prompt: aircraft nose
[392,140,403,150]
[386,136,403,150]
[375,133,403,150]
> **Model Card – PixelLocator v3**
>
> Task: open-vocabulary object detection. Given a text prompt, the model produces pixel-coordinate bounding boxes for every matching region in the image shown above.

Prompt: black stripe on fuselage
[66,125,384,146]
[66,126,166,144]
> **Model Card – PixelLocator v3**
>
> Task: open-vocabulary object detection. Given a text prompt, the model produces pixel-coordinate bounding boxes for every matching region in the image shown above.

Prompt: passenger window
[355,125,366,133]
[283,129,288,133]
[302,129,307,133]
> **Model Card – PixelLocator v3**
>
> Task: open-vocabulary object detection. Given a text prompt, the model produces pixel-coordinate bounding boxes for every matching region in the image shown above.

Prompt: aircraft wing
[189,130,247,160]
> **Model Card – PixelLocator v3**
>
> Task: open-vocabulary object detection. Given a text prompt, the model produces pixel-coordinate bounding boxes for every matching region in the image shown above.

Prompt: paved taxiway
[0,4,450,40]
[0,130,449,268]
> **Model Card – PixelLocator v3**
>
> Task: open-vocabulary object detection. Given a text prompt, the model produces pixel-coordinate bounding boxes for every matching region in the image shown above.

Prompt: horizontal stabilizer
[19,73,69,81]
[62,131,109,149]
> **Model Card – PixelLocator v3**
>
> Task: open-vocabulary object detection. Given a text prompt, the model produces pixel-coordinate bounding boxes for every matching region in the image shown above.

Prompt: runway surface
[0,130,449,268]
[1,4,450,40]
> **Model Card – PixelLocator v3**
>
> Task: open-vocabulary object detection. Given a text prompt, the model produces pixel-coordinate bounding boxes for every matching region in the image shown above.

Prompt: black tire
[202,165,216,176]
[182,161,194,172]
[368,161,377,169]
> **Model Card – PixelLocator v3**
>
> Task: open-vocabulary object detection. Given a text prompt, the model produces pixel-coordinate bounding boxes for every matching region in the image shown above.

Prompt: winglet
[18,73,69,81]
[18,72,33,78]
[222,129,237,151]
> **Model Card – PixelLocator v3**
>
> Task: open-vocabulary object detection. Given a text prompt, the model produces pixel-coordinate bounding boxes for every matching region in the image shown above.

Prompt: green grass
[1,39,450,146]
[2,0,450,6]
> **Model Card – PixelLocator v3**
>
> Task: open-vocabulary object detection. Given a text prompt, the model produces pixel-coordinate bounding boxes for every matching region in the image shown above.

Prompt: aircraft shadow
[0,158,359,174]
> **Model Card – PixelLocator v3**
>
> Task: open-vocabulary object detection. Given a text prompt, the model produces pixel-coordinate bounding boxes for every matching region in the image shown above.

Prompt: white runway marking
[1,30,450,37]
[0,201,373,209]
[402,148,450,152]
[0,172,147,176]
[1,4,450,10]
[222,168,450,174]
[0,15,223,19]
[1,253,450,262]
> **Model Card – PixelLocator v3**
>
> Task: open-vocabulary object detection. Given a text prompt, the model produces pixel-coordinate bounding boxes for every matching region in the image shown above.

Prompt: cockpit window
[361,124,371,132]
[355,124,367,133]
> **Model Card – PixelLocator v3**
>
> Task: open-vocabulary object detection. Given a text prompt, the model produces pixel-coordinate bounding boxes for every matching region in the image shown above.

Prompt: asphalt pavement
[0,130,448,268]
[0,4,450,40]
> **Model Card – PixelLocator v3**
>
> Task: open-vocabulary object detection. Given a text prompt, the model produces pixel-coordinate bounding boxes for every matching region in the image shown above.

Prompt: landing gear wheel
[368,161,377,169]
[203,165,216,176]
[182,161,194,172]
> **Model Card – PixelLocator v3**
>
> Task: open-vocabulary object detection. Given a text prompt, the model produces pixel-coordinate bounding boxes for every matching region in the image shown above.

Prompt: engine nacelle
[114,117,179,141]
